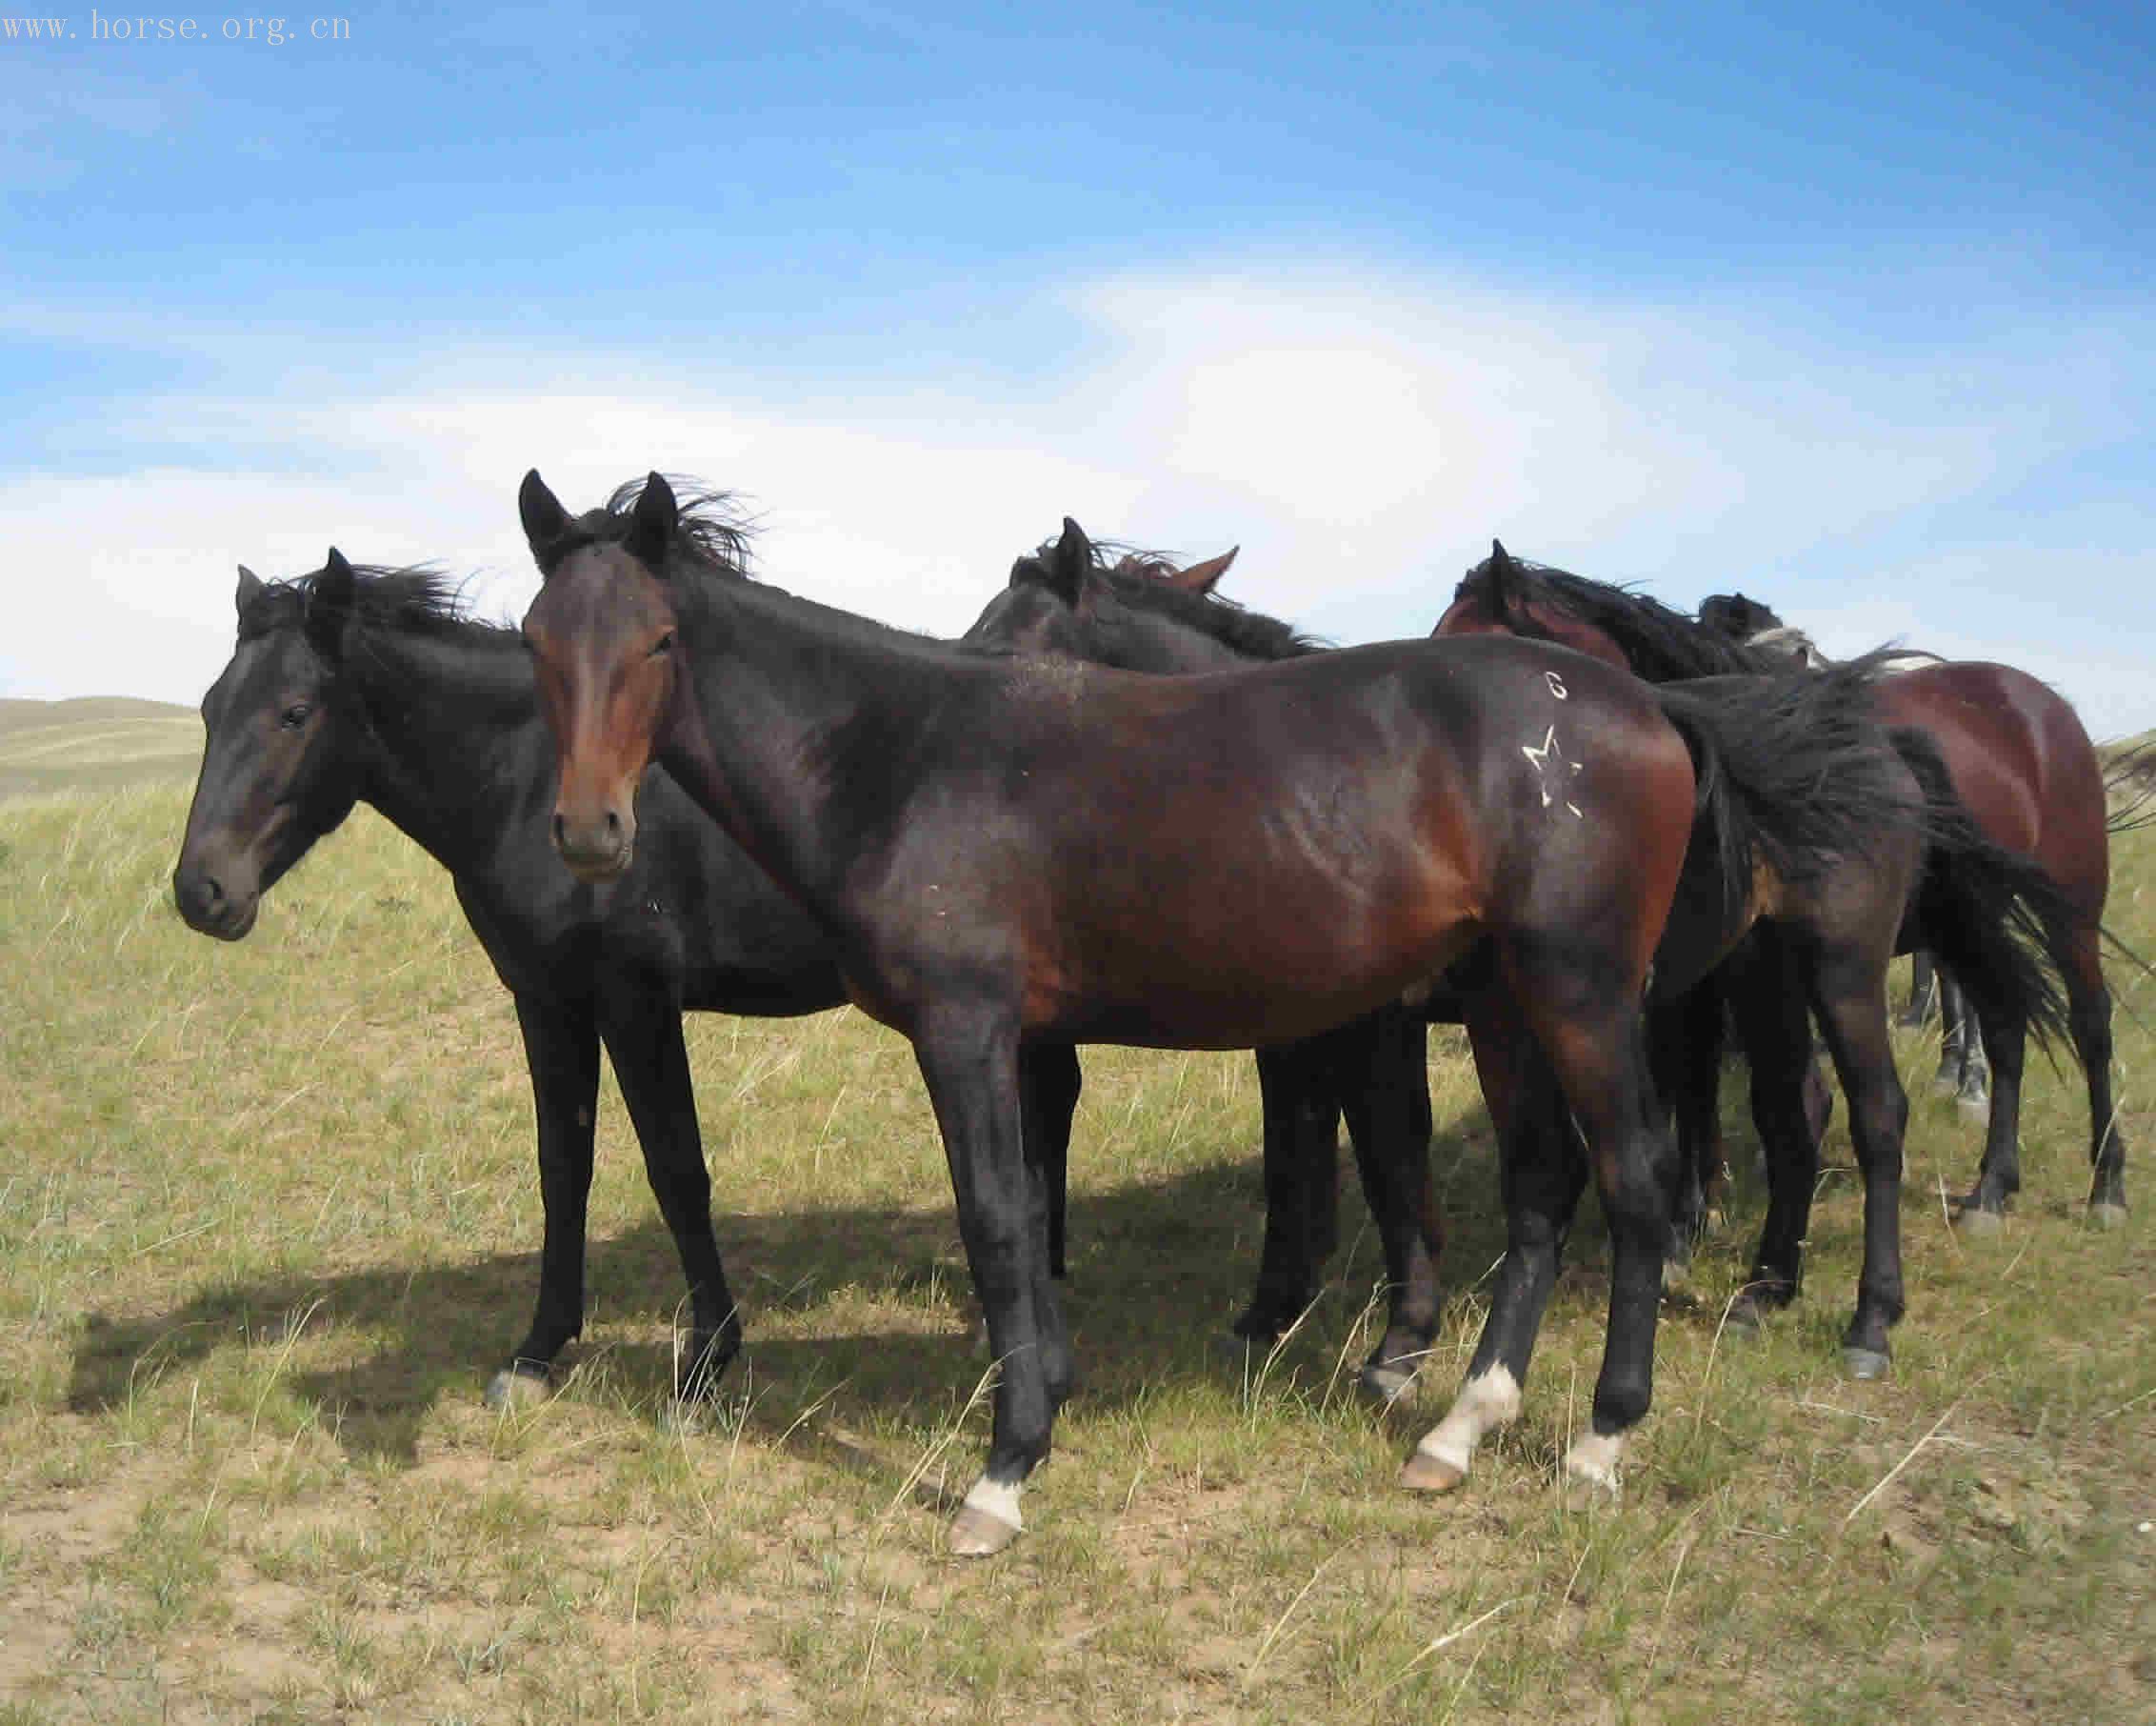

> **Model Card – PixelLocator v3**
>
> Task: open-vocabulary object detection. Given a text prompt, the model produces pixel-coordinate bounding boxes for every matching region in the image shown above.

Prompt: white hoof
[1955,1094,1991,1124]
[1562,1431,1624,1499]
[2088,1201,2129,1232]
[948,1476,1022,1557]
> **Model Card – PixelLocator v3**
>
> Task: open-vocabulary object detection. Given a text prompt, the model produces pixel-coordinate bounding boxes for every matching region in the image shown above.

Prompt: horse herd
[170,470,2131,1556]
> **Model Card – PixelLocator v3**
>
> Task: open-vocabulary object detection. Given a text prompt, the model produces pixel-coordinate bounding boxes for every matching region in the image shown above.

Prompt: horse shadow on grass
[66,1116,1644,1488]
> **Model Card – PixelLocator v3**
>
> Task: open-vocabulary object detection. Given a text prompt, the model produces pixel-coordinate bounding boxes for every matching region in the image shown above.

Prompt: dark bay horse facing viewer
[515,471,1921,1554]
[172,549,855,1406]
[170,533,1383,1423]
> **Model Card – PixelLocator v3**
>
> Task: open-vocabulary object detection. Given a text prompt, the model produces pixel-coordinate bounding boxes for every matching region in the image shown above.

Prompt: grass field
[0,700,204,804]
[2,767,2152,1723]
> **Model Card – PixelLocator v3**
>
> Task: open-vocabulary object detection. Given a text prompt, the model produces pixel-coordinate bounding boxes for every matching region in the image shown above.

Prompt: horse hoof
[2087,1201,2129,1232]
[1661,1255,1689,1294]
[1953,1204,2005,1238]
[1561,1440,1623,1503]
[948,1504,1022,1556]
[1399,1450,1467,1494]
[1359,1360,1418,1406]
[1956,1094,1991,1123]
[1930,1074,1959,1099]
[1842,1347,1891,1382]
[484,1365,552,1411]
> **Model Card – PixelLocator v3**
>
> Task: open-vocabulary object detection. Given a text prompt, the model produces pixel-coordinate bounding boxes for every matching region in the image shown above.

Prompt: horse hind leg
[1950,1001,2024,1234]
[1808,954,1908,1379]
[1423,938,1675,1500]
[2067,929,2129,1226]
[1648,983,1725,1286]
[1941,970,1991,1119]
[1403,1013,1581,1495]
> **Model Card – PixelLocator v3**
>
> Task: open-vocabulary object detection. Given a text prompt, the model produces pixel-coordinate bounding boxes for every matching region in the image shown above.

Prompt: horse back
[1872,662,2108,910]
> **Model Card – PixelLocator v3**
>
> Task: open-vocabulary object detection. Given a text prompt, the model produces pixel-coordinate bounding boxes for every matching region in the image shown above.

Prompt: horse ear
[519,469,571,558]
[626,472,678,570]
[235,564,266,617]
[1483,538,1518,614]
[1169,546,1238,594]
[1045,517,1092,604]
[305,548,356,663]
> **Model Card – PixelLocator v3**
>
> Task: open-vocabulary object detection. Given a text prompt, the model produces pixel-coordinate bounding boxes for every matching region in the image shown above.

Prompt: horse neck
[664,576,963,901]
[340,625,544,872]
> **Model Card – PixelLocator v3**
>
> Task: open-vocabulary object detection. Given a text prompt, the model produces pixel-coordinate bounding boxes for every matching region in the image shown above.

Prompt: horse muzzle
[172,858,260,940]
[550,806,635,884]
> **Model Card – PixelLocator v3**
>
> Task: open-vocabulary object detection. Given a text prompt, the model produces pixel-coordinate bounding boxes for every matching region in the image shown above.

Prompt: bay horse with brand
[1439,548,2108,1252]
[515,471,1928,1554]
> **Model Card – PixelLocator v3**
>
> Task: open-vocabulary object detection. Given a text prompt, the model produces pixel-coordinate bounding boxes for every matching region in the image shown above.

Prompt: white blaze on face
[1412,1363,1523,1476]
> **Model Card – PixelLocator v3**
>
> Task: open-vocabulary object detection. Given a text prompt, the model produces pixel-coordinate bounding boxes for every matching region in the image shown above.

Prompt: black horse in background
[1698,592,1988,1109]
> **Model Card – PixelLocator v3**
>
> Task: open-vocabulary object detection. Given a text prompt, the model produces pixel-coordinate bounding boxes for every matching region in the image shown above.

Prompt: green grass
[2,778,2152,1723]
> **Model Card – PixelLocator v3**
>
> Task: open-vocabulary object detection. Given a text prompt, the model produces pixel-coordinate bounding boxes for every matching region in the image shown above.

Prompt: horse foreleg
[1234,1041,1342,1345]
[1339,1006,1442,1402]
[490,996,602,1409]
[1018,1043,1082,1278]
[601,990,742,1403]
[916,1011,1066,1556]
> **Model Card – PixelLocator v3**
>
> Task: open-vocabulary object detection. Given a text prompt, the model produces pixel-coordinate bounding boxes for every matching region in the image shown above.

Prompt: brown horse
[1439,550,2124,1232]
[514,472,1922,1554]
[1697,591,2126,1229]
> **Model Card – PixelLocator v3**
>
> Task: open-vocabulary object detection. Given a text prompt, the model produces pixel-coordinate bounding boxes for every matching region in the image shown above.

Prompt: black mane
[1456,554,1786,681]
[532,474,757,580]
[239,564,512,650]
[1014,538,1327,663]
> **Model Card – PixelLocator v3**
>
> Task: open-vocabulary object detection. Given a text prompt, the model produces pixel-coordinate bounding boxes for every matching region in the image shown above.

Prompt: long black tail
[1650,652,1926,925]
[1896,730,2078,1058]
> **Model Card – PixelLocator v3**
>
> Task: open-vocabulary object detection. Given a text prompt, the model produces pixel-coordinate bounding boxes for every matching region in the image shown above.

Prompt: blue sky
[5,3,2152,732]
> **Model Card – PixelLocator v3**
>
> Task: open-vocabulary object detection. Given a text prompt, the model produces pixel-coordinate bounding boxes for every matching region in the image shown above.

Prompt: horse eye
[651,631,676,657]
[281,703,311,729]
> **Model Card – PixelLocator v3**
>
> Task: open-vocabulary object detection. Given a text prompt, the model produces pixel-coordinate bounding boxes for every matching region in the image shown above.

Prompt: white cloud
[3,263,2150,739]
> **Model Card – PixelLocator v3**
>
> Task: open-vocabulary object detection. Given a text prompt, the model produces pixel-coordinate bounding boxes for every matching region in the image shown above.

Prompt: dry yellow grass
[1,776,2151,1723]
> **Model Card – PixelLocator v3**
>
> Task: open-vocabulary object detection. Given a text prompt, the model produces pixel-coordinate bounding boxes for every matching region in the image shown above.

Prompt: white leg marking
[1413,1365,1522,1475]
[1563,1429,1625,1494]
[962,1474,1023,1534]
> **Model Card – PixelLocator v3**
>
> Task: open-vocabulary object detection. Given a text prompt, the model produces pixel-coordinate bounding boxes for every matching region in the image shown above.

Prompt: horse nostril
[604,809,622,838]
[202,873,226,909]
[551,812,566,850]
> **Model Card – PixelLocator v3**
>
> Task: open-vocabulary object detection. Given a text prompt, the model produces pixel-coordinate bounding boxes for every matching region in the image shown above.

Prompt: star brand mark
[1521,725,1585,818]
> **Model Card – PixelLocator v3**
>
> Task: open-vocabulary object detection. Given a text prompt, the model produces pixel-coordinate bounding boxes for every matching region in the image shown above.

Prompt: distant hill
[0,697,203,801]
